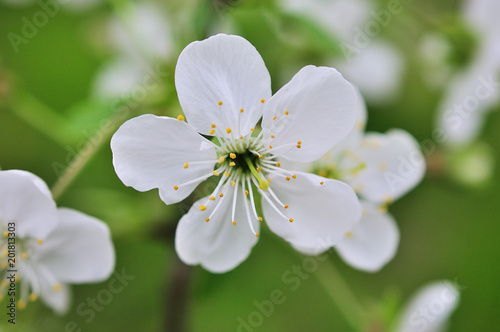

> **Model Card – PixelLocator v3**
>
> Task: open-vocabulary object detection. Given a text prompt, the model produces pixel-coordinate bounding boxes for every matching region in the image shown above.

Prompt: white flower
[0,170,115,314]
[285,89,425,271]
[436,0,500,147]
[111,34,362,273]
[394,281,460,332]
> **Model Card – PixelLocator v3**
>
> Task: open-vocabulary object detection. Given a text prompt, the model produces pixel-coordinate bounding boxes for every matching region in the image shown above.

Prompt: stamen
[230,153,236,159]
[226,128,232,134]
[231,180,240,226]
[177,115,184,121]
[284,110,289,115]
[183,162,189,169]
[241,182,258,236]
[218,101,223,106]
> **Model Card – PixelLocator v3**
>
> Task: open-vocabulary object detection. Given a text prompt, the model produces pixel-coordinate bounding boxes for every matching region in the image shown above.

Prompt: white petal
[111,114,217,205]
[395,281,460,332]
[262,65,357,162]
[4,169,53,199]
[37,208,115,283]
[175,188,260,273]
[347,129,426,204]
[175,34,271,137]
[263,171,361,251]
[335,201,399,272]
[0,170,57,239]
[38,275,71,315]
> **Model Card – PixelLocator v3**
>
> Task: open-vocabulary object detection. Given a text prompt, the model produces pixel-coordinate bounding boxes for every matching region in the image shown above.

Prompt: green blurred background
[0,0,499,331]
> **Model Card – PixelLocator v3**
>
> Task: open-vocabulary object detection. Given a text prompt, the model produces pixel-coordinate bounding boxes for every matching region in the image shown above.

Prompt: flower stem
[311,255,368,331]
[50,111,126,201]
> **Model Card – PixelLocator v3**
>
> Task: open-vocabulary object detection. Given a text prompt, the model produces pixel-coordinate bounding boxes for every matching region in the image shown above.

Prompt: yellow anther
[256,167,261,171]
[284,110,289,115]
[232,221,236,226]
[219,193,224,197]
[345,231,353,238]
[272,116,276,120]
[209,196,216,201]
[378,205,388,213]
[211,123,216,128]
[224,172,230,177]
[53,284,62,292]
[289,218,294,223]
[269,145,272,149]
[37,239,43,244]
[255,233,259,237]
[296,145,301,148]
[271,135,275,138]
[251,128,255,132]
[267,179,272,183]
[218,101,223,106]
[229,162,236,167]
[29,293,38,302]
[286,176,291,181]
[174,185,179,190]
[209,129,215,135]
[219,157,224,164]
[177,115,184,121]
[258,155,263,159]
[18,300,26,310]
[22,252,27,260]
[261,99,265,103]
[205,218,210,222]
[199,205,207,211]
[297,140,302,145]
[230,153,236,159]
[240,135,243,139]
[3,231,8,237]
[226,127,232,134]
[245,190,249,195]
[212,171,220,176]
[258,217,263,221]
[183,162,189,169]
[240,108,244,113]
[284,205,289,209]
[320,182,324,185]
[292,175,297,179]
[276,162,281,167]
[231,180,236,187]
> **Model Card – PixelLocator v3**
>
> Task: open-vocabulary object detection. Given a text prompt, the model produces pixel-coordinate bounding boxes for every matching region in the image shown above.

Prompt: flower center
[0,226,61,310]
